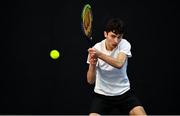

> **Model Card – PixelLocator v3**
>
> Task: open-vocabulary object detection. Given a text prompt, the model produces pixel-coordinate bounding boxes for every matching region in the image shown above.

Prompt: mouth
[112,44,118,47]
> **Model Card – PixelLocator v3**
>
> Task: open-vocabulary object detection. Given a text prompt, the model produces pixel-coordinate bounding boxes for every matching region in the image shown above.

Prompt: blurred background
[1,0,179,114]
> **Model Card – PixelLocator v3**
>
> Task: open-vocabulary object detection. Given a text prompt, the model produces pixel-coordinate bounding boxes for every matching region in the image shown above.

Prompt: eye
[117,36,121,39]
[111,35,116,38]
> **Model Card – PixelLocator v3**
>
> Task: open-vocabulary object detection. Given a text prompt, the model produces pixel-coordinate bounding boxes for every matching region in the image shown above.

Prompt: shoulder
[118,39,131,48]
[117,39,132,57]
[120,39,131,45]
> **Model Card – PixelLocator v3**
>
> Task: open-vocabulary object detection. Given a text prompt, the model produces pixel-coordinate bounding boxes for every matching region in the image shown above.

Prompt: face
[104,31,123,50]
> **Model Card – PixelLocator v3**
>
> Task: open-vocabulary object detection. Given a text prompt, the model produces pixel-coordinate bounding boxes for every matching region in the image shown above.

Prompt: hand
[88,48,98,65]
[89,57,97,65]
[88,48,101,58]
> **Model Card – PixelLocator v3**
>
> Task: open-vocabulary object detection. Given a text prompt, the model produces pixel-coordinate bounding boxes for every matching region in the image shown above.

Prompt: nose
[114,37,119,44]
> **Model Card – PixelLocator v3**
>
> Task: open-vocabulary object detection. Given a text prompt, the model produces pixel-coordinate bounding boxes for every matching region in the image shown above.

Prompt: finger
[88,48,95,52]
[90,58,97,63]
[90,54,95,57]
[88,48,92,51]
[90,61,97,65]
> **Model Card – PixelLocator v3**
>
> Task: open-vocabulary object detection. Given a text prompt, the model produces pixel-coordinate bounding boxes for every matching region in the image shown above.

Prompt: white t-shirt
[87,39,132,96]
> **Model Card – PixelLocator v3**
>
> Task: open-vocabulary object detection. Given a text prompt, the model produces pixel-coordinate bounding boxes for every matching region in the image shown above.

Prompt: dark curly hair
[105,18,125,35]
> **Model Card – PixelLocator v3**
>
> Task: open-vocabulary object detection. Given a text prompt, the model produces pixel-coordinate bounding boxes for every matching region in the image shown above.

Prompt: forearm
[87,64,96,84]
[98,53,123,69]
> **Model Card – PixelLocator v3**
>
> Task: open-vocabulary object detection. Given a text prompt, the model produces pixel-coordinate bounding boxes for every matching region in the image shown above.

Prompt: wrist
[90,64,96,69]
[98,52,104,59]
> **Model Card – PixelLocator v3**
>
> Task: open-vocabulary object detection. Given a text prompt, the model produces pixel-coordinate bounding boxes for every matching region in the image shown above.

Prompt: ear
[104,31,108,38]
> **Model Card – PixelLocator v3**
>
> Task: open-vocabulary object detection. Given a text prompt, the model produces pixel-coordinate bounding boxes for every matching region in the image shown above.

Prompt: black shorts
[89,90,142,115]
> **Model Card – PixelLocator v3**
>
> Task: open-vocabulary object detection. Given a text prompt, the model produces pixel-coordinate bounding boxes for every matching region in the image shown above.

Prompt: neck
[105,40,113,51]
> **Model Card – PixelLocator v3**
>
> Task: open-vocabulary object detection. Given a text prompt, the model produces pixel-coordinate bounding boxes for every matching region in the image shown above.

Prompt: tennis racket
[81,4,93,40]
[81,4,97,64]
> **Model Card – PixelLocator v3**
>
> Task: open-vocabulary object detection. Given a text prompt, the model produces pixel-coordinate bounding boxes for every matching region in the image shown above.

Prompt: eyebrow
[111,34,121,38]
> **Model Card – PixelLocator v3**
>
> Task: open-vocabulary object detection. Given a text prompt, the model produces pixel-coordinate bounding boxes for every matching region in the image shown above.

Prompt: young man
[86,18,147,115]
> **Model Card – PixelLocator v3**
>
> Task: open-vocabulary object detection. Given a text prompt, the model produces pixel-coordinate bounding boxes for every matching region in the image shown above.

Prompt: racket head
[81,4,93,40]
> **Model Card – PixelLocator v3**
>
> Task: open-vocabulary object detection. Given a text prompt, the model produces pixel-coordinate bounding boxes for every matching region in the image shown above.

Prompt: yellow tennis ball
[50,50,60,59]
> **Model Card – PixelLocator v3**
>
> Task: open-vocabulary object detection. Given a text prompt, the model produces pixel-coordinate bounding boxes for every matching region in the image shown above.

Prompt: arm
[98,52,127,69]
[87,63,96,84]
[87,51,97,84]
[89,48,127,69]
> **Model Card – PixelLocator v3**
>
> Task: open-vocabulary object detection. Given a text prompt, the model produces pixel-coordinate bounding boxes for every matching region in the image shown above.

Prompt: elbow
[115,63,123,69]
[88,81,94,85]
[115,61,125,69]
[87,78,95,85]
[87,71,95,84]
[87,75,95,84]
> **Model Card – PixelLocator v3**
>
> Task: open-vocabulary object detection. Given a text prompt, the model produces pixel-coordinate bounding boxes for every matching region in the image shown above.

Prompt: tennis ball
[50,49,60,60]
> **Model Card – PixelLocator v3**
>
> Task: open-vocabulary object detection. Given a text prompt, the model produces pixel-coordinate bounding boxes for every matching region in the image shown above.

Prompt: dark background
[1,0,179,115]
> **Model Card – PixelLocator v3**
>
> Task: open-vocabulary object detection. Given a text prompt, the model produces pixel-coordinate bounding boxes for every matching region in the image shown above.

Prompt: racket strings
[82,4,93,38]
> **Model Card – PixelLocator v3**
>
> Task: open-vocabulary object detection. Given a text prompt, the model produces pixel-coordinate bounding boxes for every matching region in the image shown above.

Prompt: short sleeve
[119,39,132,58]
